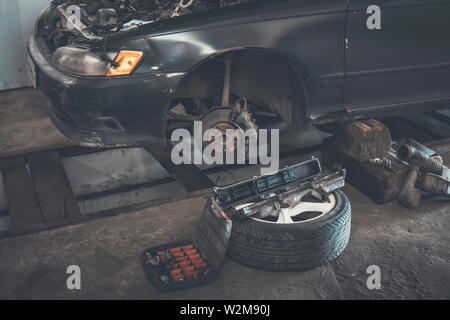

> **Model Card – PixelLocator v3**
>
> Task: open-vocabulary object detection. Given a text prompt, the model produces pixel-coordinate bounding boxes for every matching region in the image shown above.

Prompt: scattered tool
[368,158,393,170]
[221,166,346,220]
[398,143,449,208]
[172,0,195,17]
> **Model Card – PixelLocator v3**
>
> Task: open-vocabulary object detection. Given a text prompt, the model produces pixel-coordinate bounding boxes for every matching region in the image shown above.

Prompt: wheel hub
[204,121,240,153]
[235,189,337,224]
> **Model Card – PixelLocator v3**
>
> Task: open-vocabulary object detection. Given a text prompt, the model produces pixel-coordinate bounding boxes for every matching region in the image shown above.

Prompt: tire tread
[227,190,351,271]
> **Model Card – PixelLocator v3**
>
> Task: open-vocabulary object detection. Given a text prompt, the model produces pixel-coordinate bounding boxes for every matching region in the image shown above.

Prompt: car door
[345,0,450,113]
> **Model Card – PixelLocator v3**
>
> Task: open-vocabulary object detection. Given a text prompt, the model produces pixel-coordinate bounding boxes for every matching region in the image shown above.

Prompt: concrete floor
[0,176,448,300]
[0,88,71,157]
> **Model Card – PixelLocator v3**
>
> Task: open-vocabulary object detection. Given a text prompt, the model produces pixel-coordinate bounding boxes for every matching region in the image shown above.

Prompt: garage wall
[0,0,51,91]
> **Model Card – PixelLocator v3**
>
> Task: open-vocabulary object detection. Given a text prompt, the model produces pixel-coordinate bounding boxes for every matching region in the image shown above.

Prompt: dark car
[28,0,450,148]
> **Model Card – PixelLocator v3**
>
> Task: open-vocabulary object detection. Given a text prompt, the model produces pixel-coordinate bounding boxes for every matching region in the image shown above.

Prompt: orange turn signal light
[106,50,143,76]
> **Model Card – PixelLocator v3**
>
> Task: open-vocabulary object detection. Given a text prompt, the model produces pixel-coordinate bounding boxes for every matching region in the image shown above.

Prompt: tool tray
[214,157,322,210]
[142,198,232,292]
[141,240,217,292]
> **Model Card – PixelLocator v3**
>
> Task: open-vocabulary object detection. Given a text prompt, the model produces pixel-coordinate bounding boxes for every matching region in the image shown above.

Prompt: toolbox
[141,199,232,292]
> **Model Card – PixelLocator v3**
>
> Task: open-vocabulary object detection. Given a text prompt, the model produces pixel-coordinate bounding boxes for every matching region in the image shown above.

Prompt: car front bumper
[28,35,185,147]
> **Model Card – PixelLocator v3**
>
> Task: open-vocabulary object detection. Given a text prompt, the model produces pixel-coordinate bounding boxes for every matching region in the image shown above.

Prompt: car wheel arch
[168,47,310,130]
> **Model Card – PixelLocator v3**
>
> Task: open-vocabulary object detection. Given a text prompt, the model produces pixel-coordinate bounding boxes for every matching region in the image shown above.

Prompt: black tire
[227,190,351,271]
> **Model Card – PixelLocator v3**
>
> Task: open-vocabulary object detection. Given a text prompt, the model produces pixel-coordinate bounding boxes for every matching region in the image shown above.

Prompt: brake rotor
[201,108,242,153]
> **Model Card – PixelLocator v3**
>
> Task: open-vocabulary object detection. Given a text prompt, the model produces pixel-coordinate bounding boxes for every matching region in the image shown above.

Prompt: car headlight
[52,47,143,77]
[52,46,117,76]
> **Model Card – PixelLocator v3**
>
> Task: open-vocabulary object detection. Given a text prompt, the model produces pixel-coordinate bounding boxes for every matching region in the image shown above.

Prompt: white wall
[0,0,51,91]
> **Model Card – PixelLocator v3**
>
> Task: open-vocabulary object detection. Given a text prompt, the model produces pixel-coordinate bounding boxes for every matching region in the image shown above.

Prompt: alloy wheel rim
[235,189,336,224]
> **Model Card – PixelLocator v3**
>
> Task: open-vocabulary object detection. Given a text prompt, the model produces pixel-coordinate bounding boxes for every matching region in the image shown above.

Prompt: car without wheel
[28,0,450,148]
